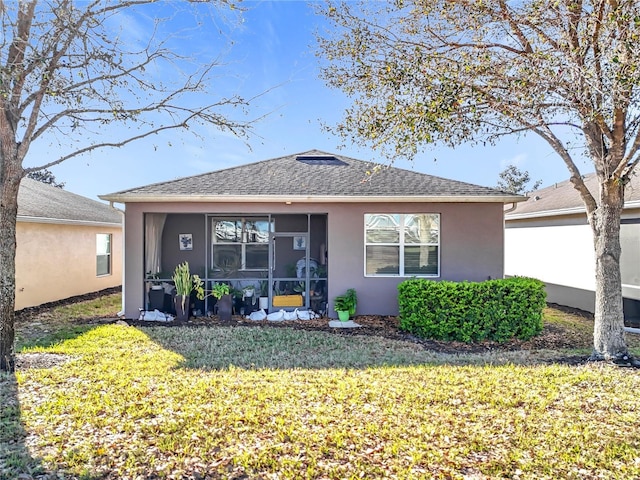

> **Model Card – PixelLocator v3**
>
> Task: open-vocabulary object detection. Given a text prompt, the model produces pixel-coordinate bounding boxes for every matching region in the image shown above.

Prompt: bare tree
[317,0,640,364]
[0,0,257,372]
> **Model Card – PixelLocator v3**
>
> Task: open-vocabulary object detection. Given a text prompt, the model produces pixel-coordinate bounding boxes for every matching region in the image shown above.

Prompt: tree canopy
[317,0,640,363]
[497,165,542,194]
[26,169,64,188]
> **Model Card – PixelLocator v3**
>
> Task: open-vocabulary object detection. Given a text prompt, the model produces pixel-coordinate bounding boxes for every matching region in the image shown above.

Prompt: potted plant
[212,282,232,321]
[333,288,357,321]
[259,280,269,310]
[212,282,230,299]
[172,262,205,322]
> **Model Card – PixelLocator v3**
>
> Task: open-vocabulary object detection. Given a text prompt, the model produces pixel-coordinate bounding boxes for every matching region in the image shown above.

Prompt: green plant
[397,277,546,342]
[259,280,269,297]
[212,283,230,299]
[333,288,357,317]
[172,262,205,300]
[293,281,305,294]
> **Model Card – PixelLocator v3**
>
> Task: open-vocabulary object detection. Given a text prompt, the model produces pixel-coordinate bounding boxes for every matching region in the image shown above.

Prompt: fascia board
[506,200,640,221]
[99,194,526,204]
[17,215,122,228]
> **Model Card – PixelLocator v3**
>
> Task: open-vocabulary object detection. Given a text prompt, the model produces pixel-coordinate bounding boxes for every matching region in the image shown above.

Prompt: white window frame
[364,213,440,277]
[96,233,112,277]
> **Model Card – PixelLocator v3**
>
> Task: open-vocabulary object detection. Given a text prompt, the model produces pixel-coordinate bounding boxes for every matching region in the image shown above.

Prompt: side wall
[505,215,596,293]
[122,201,505,318]
[505,211,640,316]
[15,221,123,310]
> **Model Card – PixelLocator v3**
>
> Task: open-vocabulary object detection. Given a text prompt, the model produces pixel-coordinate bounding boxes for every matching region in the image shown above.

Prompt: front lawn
[2,295,640,479]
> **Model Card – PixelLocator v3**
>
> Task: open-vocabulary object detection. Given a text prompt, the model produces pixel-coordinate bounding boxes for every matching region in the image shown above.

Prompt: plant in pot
[212,282,232,321]
[333,288,357,322]
[172,262,205,322]
[259,280,269,310]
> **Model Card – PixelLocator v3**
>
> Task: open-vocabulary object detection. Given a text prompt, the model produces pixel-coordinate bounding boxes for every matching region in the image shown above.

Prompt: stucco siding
[327,202,504,316]
[16,221,123,310]
[122,202,505,318]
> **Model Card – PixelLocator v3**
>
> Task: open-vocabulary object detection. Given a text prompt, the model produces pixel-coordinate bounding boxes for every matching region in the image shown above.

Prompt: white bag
[283,309,298,320]
[248,309,267,321]
[139,309,174,322]
[296,309,310,320]
[267,309,285,321]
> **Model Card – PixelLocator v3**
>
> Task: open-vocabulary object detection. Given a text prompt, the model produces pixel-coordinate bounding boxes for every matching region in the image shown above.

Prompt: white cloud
[500,153,527,169]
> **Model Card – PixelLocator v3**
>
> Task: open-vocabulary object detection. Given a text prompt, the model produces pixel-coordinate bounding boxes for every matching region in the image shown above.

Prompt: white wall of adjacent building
[505,212,640,315]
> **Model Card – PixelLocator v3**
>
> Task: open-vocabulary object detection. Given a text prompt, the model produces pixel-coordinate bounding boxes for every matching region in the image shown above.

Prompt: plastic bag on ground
[283,309,298,320]
[248,309,267,321]
[296,310,318,320]
[267,309,285,321]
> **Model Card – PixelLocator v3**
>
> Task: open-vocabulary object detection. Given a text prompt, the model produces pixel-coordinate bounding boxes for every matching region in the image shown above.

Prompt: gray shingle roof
[100,150,522,203]
[506,172,640,219]
[19,177,122,225]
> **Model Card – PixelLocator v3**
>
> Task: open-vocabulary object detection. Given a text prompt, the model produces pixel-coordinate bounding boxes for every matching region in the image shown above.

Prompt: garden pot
[217,294,233,322]
[337,310,350,322]
[174,294,190,322]
[259,296,269,310]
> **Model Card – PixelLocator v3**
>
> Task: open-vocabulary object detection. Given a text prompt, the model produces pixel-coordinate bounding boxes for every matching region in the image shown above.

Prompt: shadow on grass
[140,324,533,371]
[0,373,46,480]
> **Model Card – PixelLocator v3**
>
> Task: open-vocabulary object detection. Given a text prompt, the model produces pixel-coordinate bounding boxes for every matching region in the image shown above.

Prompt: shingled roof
[19,177,122,225]
[506,172,640,219]
[100,150,522,204]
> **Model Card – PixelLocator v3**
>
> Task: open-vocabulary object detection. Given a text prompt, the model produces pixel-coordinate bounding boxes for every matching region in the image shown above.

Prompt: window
[211,217,271,274]
[365,213,439,276]
[96,234,112,276]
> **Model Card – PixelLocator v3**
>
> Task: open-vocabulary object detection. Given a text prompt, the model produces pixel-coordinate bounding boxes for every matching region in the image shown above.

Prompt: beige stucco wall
[15,221,123,310]
[122,201,505,318]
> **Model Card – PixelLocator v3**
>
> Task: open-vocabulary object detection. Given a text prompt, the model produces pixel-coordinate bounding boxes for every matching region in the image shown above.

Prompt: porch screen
[211,218,270,274]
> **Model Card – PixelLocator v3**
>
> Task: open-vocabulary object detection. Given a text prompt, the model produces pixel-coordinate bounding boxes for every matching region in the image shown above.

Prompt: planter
[259,296,269,310]
[174,294,190,322]
[216,294,233,322]
[337,310,350,322]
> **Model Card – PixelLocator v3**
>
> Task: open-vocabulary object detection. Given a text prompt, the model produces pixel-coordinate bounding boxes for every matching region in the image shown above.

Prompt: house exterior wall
[505,210,640,315]
[15,221,123,310]
[122,201,505,318]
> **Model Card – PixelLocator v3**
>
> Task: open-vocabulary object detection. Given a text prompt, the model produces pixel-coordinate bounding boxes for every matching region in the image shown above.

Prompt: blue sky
[32,1,584,202]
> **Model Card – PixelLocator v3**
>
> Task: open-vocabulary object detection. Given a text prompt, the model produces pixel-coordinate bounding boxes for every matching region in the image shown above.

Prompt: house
[504,173,640,323]
[16,177,123,310]
[99,150,523,319]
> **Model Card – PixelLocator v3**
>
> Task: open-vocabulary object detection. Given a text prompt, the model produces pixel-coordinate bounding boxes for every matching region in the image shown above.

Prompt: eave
[99,194,527,205]
[17,215,122,228]
[505,199,640,221]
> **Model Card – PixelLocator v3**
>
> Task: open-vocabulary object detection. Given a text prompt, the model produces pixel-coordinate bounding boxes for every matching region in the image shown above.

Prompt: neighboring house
[99,150,523,319]
[505,173,640,323]
[16,177,123,310]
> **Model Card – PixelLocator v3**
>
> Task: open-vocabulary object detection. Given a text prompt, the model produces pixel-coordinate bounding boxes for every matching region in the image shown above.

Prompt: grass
[3,293,640,479]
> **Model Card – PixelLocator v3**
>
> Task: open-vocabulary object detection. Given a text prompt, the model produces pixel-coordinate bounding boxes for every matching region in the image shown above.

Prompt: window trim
[364,213,440,278]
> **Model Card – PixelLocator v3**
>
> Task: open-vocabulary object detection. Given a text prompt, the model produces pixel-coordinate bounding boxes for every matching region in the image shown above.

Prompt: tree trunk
[0,174,21,372]
[590,179,630,362]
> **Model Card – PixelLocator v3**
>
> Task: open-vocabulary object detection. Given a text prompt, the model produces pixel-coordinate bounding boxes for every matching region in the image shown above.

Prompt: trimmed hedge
[398,277,546,343]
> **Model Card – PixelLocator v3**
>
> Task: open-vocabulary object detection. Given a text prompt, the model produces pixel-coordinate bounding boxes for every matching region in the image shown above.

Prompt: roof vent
[296,155,347,166]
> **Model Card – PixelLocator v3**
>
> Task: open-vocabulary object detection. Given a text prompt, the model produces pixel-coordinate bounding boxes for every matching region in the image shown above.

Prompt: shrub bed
[398,277,546,342]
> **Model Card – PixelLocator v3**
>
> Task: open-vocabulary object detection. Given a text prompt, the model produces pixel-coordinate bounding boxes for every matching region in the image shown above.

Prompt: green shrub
[398,277,546,342]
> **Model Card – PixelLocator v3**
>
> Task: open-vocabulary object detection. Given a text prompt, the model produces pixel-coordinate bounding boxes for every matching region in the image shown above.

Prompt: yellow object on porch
[272,295,303,307]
